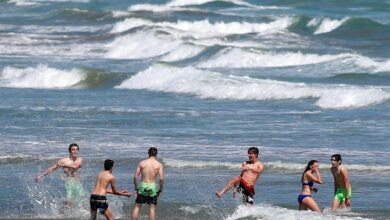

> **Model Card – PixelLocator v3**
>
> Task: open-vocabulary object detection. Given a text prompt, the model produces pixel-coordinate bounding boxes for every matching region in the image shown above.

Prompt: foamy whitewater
[1,0,389,219]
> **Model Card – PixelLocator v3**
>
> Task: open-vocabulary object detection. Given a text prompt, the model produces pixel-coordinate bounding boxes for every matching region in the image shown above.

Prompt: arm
[34,160,62,181]
[62,158,83,170]
[243,162,264,174]
[341,168,351,200]
[158,165,164,196]
[307,167,322,184]
[133,164,141,192]
[109,177,131,197]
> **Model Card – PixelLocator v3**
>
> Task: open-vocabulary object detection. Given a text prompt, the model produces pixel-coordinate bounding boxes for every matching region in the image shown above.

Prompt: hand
[121,190,132,197]
[345,198,351,207]
[157,190,162,198]
[312,187,318,193]
[34,175,43,182]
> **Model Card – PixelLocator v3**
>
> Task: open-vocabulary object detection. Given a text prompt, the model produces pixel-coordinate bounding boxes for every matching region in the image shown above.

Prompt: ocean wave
[128,0,280,13]
[105,30,182,59]
[197,49,353,68]
[197,48,390,73]
[110,17,296,38]
[162,158,390,172]
[308,17,350,35]
[0,154,60,164]
[116,64,390,109]
[0,65,87,89]
[227,204,370,220]
[0,65,125,89]
[160,43,206,62]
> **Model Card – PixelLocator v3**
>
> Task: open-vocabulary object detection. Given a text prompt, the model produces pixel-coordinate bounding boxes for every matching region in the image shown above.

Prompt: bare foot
[215,192,223,198]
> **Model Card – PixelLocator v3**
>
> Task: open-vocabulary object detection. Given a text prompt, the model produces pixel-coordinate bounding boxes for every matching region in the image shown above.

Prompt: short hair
[248,147,259,157]
[104,159,114,170]
[331,154,342,164]
[68,143,79,152]
[148,147,158,157]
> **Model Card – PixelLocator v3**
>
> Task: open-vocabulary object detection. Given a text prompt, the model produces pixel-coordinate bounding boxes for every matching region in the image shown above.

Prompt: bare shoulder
[255,161,264,167]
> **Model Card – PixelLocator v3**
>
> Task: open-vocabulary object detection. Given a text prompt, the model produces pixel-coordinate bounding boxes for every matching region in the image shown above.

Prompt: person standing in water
[132,146,164,220]
[90,159,131,220]
[331,154,352,210]
[215,147,264,205]
[35,143,85,208]
[297,160,322,212]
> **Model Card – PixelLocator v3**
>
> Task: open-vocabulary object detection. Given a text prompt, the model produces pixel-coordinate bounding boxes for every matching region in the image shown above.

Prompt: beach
[1,0,390,219]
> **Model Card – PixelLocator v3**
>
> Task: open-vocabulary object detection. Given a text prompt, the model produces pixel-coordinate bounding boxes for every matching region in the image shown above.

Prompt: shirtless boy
[90,159,131,220]
[331,154,352,210]
[35,143,84,207]
[216,147,265,205]
[132,147,164,220]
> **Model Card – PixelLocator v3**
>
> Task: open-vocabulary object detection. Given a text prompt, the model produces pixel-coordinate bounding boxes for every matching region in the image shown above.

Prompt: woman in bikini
[298,160,322,212]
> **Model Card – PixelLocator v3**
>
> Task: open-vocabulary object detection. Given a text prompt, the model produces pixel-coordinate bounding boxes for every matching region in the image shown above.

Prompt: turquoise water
[1,0,390,219]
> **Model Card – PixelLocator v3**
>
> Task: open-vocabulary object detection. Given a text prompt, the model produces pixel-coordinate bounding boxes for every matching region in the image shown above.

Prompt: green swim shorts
[65,180,85,201]
[334,187,352,204]
[138,182,158,197]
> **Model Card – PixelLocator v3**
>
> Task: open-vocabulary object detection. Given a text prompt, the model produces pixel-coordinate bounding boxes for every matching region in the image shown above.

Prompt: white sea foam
[116,64,390,109]
[105,30,182,59]
[160,44,205,62]
[128,0,280,13]
[308,17,349,35]
[227,204,369,220]
[197,49,353,68]
[110,17,296,38]
[0,65,87,89]
[162,158,390,172]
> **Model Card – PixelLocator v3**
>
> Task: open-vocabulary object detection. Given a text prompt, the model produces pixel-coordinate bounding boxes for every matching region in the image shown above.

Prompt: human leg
[132,203,142,220]
[301,197,321,212]
[149,204,156,220]
[90,210,97,220]
[215,176,240,198]
[102,207,113,220]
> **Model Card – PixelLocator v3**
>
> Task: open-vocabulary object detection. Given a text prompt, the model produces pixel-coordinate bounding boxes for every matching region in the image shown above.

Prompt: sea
[1,0,390,219]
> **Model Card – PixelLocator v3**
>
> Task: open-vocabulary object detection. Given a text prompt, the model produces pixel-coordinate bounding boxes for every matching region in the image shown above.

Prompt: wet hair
[331,154,342,164]
[247,147,259,157]
[148,147,158,157]
[301,160,318,183]
[104,159,114,170]
[68,143,79,152]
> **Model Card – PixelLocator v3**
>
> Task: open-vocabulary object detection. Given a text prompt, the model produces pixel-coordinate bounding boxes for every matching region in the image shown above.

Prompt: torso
[92,171,113,195]
[61,157,82,180]
[331,165,346,188]
[140,158,162,183]
[300,171,313,195]
[241,161,263,186]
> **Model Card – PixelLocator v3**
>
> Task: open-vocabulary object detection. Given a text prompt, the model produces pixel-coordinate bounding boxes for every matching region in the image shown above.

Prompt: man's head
[104,159,114,171]
[148,146,158,157]
[68,143,79,157]
[331,154,342,166]
[247,147,259,160]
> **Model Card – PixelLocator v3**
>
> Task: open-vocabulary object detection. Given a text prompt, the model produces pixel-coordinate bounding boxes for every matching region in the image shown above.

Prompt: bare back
[138,158,162,183]
[92,171,113,195]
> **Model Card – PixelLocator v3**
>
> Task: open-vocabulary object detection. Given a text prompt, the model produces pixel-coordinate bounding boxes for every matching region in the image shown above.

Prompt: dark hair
[104,159,114,170]
[148,147,158,157]
[247,147,259,157]
[68,143,79,152]
[301,160,318,183]
[331,154,342,164]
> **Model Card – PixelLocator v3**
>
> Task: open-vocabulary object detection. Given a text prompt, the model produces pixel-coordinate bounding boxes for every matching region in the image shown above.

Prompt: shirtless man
[331,154,351,210]
[90,159,131,220]
[215,147,265,205]
[35,143,84,207]
[132,147,164,220]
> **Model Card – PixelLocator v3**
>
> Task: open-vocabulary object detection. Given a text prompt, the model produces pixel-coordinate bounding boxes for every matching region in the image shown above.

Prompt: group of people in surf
[34,144,351,220]
[35,143,164,220]
[215,147,351,212]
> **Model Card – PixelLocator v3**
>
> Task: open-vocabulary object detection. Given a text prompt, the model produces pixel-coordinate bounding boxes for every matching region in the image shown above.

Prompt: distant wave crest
[116,64,390,109]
